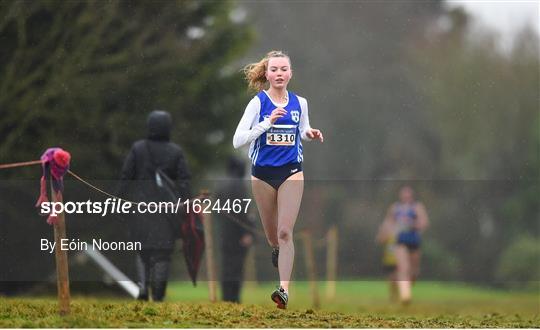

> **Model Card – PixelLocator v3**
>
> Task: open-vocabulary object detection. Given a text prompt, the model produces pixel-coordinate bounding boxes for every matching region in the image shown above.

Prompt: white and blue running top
[233,90,313,167]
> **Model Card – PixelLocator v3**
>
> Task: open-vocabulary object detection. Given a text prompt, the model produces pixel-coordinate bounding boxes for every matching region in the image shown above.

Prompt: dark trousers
[220,247,247,303]
[136,249,172,302]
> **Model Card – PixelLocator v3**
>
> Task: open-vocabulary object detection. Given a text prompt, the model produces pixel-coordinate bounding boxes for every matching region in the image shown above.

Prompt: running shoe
[272,247,279,268]
[271,286,288,309]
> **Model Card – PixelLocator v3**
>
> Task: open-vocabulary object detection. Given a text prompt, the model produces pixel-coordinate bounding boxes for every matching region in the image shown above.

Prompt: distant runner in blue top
[233,50,324,309]
[383,185,429,305]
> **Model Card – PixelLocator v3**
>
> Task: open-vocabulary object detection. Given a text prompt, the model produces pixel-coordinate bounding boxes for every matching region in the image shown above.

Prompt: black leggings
[136,249,172,301]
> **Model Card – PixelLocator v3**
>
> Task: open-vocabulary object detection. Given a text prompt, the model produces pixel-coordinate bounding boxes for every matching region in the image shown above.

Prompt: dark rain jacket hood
[147,110,172,141]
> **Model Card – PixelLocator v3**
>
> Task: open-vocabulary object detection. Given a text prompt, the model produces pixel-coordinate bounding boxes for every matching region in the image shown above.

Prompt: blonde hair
[243,50,291,92]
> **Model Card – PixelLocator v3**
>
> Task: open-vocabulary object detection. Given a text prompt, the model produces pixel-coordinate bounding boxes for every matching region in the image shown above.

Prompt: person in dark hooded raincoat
[215,156,254,303]
[119,110,191,301]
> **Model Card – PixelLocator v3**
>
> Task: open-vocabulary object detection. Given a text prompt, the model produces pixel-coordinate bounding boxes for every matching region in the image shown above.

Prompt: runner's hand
[269,108,287,124]
[306,128,324,142]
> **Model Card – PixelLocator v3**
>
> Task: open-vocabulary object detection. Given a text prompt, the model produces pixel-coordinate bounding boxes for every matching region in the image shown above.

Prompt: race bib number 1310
[267,125,296,146]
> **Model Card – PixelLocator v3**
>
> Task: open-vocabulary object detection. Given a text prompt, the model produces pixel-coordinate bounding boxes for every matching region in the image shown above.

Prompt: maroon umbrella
[180,207,205,286]
[155,171,205,285]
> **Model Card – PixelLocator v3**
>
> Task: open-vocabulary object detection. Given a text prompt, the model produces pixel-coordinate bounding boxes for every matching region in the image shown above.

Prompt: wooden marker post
[325,225,338,300]
[202,211,217,302]
[244,245,258,289]
[301,230,319,309]
[51,182,70,315]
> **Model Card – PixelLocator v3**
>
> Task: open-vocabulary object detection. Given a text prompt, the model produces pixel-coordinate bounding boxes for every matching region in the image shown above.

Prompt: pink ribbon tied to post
[35,148,71,225]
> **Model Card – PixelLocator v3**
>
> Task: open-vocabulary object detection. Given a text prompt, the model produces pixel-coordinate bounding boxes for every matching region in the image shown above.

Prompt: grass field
[1,281,538,327]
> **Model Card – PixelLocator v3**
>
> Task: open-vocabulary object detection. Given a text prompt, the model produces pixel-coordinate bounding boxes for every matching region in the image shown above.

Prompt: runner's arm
[298,97,313,141]
[233,97,272,149]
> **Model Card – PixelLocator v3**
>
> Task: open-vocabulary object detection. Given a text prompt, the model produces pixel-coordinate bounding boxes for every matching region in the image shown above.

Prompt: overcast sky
[446,1,539,49]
